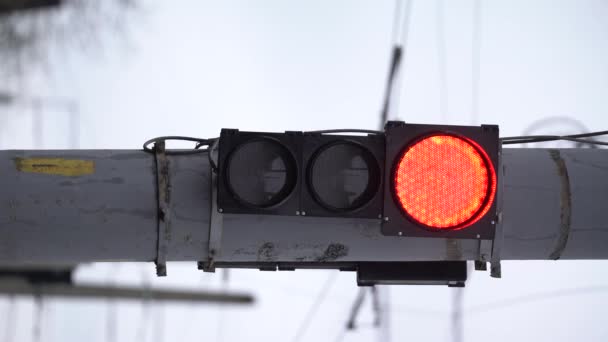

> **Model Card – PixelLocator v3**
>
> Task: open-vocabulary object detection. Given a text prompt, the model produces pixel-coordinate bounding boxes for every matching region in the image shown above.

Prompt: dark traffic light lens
[308,142,380,212]
[226,138,297,208]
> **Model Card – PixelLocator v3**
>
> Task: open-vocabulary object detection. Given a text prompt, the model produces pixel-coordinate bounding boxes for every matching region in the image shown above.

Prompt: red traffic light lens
[393,134,496,230]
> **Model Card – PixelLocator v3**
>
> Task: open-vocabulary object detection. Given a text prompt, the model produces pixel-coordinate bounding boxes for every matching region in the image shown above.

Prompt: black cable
[304,129,383,135]
[379,46,403,129]
[142,136,216,155]
[471,0,482,125]
[3,296,16,342]
[346,288,367,330]
[207,139,219,172]
[292,272,338,342]
[520,117,598,149]
[500,130,608,146]
[465,285,608,315]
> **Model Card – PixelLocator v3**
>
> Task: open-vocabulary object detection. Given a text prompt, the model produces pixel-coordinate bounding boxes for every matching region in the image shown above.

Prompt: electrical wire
[346,288,367,330]
[380,0,414,128]
[436,0,448,123]
[465,285,608,315]
[471,0,482,125]
[32,296,43,342]
[371,286,381,327]
[207,138,219,172]
[3,296,16,342]
[154,305,165,342]
[500,130,608,146]
[135,268,152,342]
[106,265,119,342]
[522,116,597,149]
[304,129,383,135]
[291,272,338,342]
[142,136,216,155]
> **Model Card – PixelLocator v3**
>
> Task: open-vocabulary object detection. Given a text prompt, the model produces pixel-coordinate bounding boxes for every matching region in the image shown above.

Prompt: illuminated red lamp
[382,122,499,239]
[393,134,496,230]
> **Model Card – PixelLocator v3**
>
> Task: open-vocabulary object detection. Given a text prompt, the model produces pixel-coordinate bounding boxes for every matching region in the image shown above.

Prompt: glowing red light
[393,134,496,229]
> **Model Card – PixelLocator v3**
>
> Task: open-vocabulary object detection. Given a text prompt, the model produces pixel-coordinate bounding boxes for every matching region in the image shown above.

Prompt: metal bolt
[301,211,306,216]
[218,208,223,213]
[491,220,496,225]
[378,214,383,219]
[383,217,389,222]
[295,211,300,215]
[476,234,481,239]
[398,232,403,236]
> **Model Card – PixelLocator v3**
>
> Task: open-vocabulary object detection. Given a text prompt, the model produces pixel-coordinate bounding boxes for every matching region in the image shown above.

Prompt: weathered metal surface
[0,150,210,264]
[547,150,572,260]
[199,170,223,272]
[0,148,607,266]
[153,141,171,276]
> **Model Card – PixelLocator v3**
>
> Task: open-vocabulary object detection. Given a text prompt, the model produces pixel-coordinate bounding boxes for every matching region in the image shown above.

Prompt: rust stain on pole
[548,150,572,260]
[14,158,94,177]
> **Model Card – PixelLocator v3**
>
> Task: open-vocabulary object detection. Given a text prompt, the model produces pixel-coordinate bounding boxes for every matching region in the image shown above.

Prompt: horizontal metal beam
[0,148,607,267]
[0,279,253,303]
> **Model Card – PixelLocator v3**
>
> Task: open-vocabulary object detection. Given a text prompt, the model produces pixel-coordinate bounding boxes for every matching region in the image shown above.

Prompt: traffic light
[217,129,301,216]
[217,122,499,241]
[217,128,384,218]
[216,122,499,285]
[382,121,499,240]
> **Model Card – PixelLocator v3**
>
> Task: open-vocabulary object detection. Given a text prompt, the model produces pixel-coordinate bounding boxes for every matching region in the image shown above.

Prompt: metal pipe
[0,148,607,265]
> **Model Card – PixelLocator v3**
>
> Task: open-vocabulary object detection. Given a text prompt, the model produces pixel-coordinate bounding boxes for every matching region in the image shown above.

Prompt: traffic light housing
[301,132,384,218]
[381,121,499,240]
[215,123,499,285]
[217,128,385,219]
[217,122,499,241]
[217,129,302,216]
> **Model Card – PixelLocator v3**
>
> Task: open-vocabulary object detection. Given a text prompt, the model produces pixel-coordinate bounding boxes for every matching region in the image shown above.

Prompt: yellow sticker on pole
[14,158,95,177]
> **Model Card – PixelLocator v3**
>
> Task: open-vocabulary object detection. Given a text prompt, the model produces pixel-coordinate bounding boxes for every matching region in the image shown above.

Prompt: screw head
[476,234,481,239]
[218,208,223,213]
[491,220,496,225]
[301,211,306,216]
[378,214,383,219]
[398,232,403,236]
[295,211,300,215]
[383,217,389,222]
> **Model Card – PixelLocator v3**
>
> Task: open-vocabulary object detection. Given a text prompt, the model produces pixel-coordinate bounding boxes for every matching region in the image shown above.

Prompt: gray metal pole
[0,280,253,303]
[0,148,607,266]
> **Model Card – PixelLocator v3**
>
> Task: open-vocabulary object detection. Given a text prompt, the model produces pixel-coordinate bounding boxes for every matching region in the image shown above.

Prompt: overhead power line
[436,0,448,122]
[471,0,482,125]
[292,272,338,342]
[380,0,414,129]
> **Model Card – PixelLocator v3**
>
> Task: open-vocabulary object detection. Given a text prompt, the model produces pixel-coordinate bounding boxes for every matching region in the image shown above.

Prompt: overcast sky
[1,0,608,341]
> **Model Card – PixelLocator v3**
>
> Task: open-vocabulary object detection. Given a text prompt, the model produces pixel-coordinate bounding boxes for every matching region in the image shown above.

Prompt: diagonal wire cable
[471,0,482,125]
[135,267,152,342]
[436,0,448,123]
[465,285,608,315]
[291,271,338,342]
[379,0,414,129]
[346,287,367,330]
[106,264,119,342]
[3,296,16,342]
[32,295,43,342]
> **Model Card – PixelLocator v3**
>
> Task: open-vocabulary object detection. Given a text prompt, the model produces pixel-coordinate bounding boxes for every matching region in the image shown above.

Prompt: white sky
[1,0,608,341]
